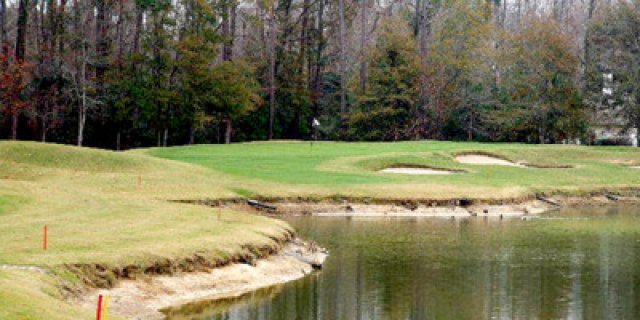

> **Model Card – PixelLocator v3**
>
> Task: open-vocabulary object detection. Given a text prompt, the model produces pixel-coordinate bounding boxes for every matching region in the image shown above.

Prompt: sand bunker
[379,167,457,175]
[455,154,525,167]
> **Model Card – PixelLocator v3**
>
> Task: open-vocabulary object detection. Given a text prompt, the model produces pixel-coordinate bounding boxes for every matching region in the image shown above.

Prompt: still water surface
[166,206,640,319]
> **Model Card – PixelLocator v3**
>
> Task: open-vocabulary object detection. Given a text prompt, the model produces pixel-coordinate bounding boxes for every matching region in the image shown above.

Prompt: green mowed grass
[146,141,640,198]
[1,140,639,319]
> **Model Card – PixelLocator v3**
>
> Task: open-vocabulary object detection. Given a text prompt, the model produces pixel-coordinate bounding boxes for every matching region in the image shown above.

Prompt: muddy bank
[186,189,640,218]
[74,239,327,320]
[275,200,552,217]
[65,231,297,290]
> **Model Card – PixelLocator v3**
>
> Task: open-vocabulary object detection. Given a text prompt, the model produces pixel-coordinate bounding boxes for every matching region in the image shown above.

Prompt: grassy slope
[0,270,95,320]
[145,141,640,200]
[0,141,291,319]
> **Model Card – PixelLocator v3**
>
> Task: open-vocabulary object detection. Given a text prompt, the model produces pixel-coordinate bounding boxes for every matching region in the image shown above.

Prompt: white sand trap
[455,155,525,167]
[379,167,457,175]
[631,166,640,169]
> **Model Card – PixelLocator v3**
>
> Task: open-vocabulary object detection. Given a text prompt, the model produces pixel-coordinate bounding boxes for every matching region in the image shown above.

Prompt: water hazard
[165,206,640,319]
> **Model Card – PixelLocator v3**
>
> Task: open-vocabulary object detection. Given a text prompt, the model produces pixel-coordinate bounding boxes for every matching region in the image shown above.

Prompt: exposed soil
[275,200,552,217]
[187,188,640,220]
[73,240,327,320]
[64,233,295,290]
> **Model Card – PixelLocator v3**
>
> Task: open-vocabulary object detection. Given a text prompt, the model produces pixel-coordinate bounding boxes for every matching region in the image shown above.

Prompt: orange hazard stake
[96,294,103,320]
[43,225,48,250]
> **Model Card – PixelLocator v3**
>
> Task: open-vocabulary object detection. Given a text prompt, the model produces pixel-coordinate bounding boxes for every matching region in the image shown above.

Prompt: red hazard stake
[43,225,48,251]
[96,294,103,320]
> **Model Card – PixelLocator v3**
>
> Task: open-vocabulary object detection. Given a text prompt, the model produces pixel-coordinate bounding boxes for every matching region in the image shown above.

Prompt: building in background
[591,73,638,146]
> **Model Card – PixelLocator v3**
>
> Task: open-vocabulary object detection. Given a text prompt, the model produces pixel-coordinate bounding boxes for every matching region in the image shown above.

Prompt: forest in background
[0,0,638,149]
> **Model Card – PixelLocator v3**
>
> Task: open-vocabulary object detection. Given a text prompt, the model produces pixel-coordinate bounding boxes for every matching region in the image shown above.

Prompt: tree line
[0,0,638,149]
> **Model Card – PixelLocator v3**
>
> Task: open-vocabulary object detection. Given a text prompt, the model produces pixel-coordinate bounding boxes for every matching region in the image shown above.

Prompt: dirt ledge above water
[72,239,327,320]
[193,189,640,218]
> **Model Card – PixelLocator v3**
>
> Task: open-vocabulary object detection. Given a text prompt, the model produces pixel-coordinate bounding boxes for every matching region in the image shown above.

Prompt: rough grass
[0,141,292,319]
[0,270,101,320]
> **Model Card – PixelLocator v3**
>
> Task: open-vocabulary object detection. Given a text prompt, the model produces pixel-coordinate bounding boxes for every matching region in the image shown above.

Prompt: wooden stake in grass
[137,175,142,191]
[43,225,48,251]
[96,294,103,320]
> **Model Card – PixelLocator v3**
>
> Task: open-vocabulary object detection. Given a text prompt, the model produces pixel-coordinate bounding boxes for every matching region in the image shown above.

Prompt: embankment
[71,236,326,320]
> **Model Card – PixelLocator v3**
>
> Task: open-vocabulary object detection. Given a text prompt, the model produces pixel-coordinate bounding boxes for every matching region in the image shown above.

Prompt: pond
[166,206,640,319]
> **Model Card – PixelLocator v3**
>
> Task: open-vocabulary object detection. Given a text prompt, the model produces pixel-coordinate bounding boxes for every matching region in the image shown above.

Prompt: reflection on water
[165,206,640,320]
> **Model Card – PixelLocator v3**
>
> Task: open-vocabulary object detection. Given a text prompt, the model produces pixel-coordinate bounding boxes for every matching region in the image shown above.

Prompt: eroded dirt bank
[72,239,326,320]
[192,190,640,218]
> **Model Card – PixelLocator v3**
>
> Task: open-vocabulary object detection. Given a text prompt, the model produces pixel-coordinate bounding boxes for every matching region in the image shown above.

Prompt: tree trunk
[338,0,347,130]
[468,107,473,141]
[299,0,310,75]
[132,6,143,55]
[311,0,325,119]
[11,113,17,140]
[267,4,277,140]
[15,0,28,62]
[417,0,430,64]
[58,0,66,55]
[115,0,124,67]
[77,42,87,146]
[225,119,232,144]
[229,2,236,59]
[358,0,367,93]
[0,0,6,55]
[47,0,58,63]
[413,0,420,36]
[581,0,597,90]
[222,0,237,61]
[95,0,109,94]
[221,0,230,60]
[515,0,522,27]
[41,117,47,142]
[116,131,121,150]
[538,113,546,144]
[41,128,47,142]
[416,0,431,138]
[298,0,310,138]
[188,126,195,145]
[77,108,85,146]
[39,0,47,65]
[163,127,168,147]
